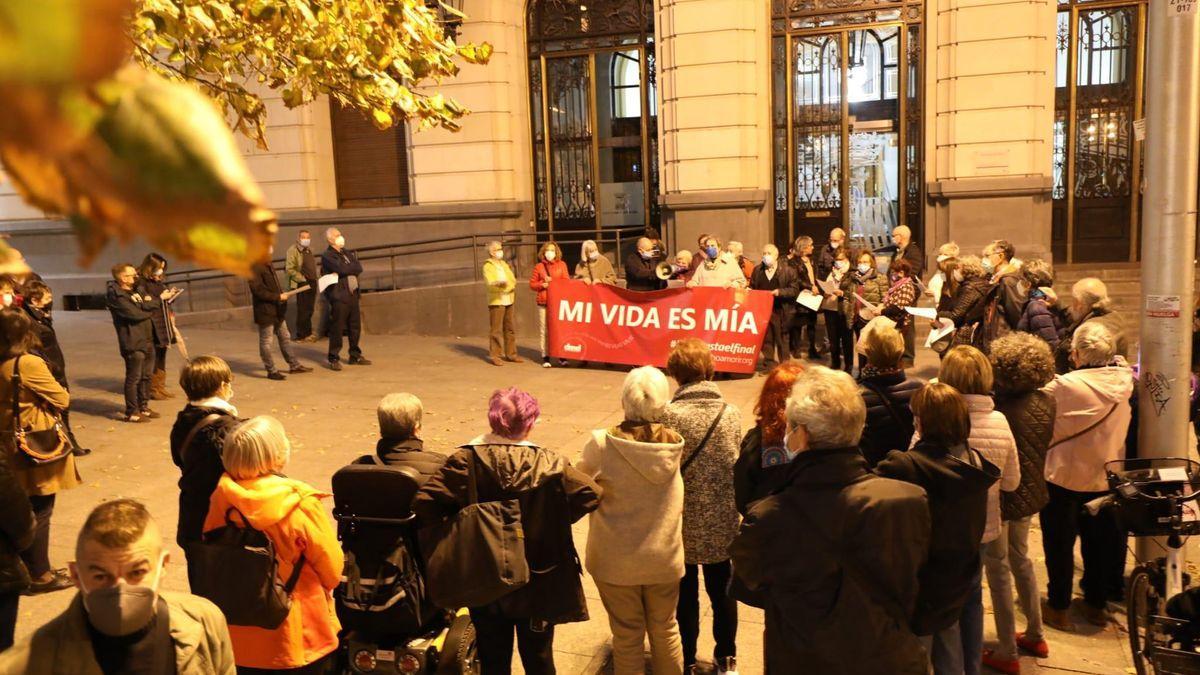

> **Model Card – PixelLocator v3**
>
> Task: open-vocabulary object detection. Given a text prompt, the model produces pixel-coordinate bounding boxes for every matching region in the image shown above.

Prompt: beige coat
[1043,364,1134,493]
[0,591,236,674]
[0,355,79,496]
[574,255,617,285]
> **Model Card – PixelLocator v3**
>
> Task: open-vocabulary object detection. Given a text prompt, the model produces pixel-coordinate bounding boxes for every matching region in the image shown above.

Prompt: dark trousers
[469,610,556,675]
[488,305,517,360]
[1041,483,1126,611]
[0,592,18,651]
[902,318,916,365]
[327,297,362,363]
[121,349,153,415]
[677,561,738,667]
[153,345,167,372]
[760,309,791,370]
[790,310,819,358]
[20,494,54,579]
[824,311,854,373]
[295,287,316,339]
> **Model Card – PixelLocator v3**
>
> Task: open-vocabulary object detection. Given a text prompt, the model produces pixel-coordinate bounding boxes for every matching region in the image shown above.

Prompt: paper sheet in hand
[817,278,841,296]
[905,306,938,320]
[796,290,823,312]
[317,274,338,294]
[282,285,311,299]
[853,293,881,313]
[925,318,956,348]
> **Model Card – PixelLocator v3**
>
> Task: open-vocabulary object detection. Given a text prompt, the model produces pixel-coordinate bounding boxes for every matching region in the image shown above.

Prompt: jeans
[20,494,55,578]
[920,622,963,675]
[258,321,300,374]
[983,526,1020,660]
[0,592,18,651]
[1004,517,1043,642]
[824,311,854,373]
[489,305,517,360]
[677,561,737,668]
[1041,482,1126,611]
[327,297,362,363]
[596,580,684,675]
[959,558,984,675]
[760,309,792,370]
[121,349,153,415]
[295,286,316,339]
[469,609,556,675]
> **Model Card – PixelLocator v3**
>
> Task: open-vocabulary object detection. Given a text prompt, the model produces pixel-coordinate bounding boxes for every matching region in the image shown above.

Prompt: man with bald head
[890,225,924,366]
[750,243,800,370]
[0,499,234,673]
[625,236,666,292]
[816,227,847,281]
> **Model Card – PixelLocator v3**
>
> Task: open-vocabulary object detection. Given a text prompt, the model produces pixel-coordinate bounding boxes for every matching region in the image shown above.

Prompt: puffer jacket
[853,269,887,328]
[912,394,1020,543]
[994,390,1055,520]
[858,370,925,467]
[413,436,601,624]
[529,258,570,306]
[662,381,743,564]
[940,276,990,329]
[1043,364,1134,492]
[1017,296,1060,349]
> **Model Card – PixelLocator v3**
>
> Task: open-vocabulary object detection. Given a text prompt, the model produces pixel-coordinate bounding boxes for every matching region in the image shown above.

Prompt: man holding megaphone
[625,238,667,292]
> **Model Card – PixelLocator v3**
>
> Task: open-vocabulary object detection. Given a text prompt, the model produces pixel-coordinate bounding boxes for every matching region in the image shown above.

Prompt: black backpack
[186,507,305,629]
[336,538,427,635]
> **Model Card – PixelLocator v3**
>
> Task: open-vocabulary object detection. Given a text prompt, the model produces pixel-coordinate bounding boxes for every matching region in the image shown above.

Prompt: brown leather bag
[10,356,71,465]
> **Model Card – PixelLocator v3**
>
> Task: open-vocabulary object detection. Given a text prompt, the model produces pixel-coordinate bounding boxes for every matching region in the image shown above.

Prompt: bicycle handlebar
[1084,494,1116,516]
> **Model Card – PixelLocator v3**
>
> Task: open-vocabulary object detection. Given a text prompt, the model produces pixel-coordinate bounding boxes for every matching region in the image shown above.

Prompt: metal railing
[165,227,646,313]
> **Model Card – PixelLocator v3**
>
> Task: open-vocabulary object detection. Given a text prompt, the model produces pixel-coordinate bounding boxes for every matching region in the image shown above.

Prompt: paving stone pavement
[13,311,1147,673]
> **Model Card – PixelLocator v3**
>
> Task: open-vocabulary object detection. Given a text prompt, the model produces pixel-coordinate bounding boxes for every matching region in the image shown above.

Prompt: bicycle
[1090,457,1200,674]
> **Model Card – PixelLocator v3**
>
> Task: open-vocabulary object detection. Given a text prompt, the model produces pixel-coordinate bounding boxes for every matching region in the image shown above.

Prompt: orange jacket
[203,474,344,670]
[529,259,570,306]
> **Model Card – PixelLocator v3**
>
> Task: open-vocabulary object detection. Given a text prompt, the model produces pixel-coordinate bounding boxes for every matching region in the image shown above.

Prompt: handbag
[10,356,71,465]
[681,404,729,474]
[419,448,530,610]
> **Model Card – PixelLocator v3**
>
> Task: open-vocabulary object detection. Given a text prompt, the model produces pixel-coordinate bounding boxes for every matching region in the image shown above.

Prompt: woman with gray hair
[1040,321,1134,629]
[579,366,687,674]
[203,415,345,671]
[1050,277,1128,372]
[574,240,617,286]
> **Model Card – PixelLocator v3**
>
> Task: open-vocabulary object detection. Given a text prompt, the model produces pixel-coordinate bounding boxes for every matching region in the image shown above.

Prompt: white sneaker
[717,657,738,675]
[541,359,551,368]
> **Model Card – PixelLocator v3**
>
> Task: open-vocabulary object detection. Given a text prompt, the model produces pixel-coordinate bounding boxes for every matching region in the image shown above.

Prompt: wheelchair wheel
[437,613,479,675]
[1129,566,1159,675]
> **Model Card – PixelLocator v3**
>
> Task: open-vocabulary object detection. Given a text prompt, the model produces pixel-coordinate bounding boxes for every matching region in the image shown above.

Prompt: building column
[927,0,1056,261]
[656,0,773,254]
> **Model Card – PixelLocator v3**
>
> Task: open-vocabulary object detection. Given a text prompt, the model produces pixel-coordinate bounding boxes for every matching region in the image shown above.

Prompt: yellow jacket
[483,258,516,306]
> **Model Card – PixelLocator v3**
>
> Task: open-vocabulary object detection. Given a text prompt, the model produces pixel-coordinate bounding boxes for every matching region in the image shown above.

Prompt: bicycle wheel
[1128,566,1158,675]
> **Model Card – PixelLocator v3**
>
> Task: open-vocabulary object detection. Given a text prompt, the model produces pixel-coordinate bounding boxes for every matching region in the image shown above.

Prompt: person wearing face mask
[135,253,182,400]
[108,263,174,423]
[321,227,371,371]
[625,237,667,292]
[169,356,244,590]
[978,240,1027,344]
[23,281,90,457]
[750,244,799,372]
[937,256,993,352]
[820,249,857,374]
[1048,277,1128,373]
[890,226,925,364]
[687,236,747,290]
[285,229,320,342]
[787,236,822,361]
[729,366,931,674]
[851,250,887,370]
[0,499,235,673]
[529,242,570,368]
[483,239,522,365]
[0,279,17,310]
[815,227,846,282]
[248,251,313,381]
[574,239,617,286]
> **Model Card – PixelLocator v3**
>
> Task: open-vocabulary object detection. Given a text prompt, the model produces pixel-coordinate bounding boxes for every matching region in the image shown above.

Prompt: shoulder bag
[681,403,729,474]
[11,356,71,465]
[1048,403,1119,450]
[179,413,223,465]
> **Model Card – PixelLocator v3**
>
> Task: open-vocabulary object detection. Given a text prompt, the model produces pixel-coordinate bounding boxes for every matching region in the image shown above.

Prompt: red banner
[546,280,774,374]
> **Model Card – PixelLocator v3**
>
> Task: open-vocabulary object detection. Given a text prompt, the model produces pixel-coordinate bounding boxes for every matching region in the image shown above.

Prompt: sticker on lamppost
[1147,295,1182,318]
[1169,0,1197,15]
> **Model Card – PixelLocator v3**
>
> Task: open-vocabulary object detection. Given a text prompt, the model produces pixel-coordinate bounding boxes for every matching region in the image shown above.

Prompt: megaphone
[656,262,685,280]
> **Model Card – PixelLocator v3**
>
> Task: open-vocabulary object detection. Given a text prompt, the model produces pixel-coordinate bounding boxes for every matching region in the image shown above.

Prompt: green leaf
[0,0,131,84]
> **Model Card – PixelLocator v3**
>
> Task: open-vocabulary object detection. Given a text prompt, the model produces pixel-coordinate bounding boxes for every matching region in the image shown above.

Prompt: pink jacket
[1043,365,1134,493]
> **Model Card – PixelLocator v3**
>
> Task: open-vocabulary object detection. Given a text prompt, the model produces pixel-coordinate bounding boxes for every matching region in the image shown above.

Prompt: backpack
[336,540,427,636]
[971,285,1010,352]
[186,507,305,629]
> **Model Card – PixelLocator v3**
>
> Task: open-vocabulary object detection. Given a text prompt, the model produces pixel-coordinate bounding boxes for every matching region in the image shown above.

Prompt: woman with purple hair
[414,387,600,674]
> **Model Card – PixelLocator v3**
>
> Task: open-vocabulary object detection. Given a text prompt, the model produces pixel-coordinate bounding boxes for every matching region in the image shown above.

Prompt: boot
[150,369,173,400]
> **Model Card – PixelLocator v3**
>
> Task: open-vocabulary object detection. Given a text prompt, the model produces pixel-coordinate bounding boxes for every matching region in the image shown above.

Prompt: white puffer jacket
[913,394,1020,543]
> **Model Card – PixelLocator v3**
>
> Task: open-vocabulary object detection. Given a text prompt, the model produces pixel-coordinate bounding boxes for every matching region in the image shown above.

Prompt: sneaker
[348,357,373,366]
[139,408,160,419]
[1040,598,1073,632]
[717,657,738,675]
[24,570,73,596]
[267,371,287,381]
[328,360,343,371]
[289,365,313,374]
[981,648,1020,675]
[1016,632,1049,658]
[122,413,146,423]
[542,358,552,369]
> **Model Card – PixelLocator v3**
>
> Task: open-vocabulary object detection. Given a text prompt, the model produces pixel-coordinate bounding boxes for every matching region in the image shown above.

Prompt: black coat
[376,437,447,485]
[734,426,793,516]
[24,306,65,385]
[730,447,931,675]
[815,244,838,282]
[320,246,364,304]
[413,442,601,624]
[994,390,1055,520]
[874,441,997,636]
[939,276,990,329]
[624,252,665,292]
[858,371,925,467]
[170,404,241,547]
[750,263,799,315]
[135,278,173,347]
[105,281,155,355]
[991,271,1027,331]
[248,263,287,326]
[0,441,34,594]
[899,241,925,278]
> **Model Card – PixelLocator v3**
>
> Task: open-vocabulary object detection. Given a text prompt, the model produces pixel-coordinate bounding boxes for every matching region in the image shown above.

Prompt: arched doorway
[527,0,657,264]
[771,1,924,252]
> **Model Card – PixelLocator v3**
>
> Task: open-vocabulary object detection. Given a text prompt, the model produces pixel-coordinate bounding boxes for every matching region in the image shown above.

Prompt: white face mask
[835,260,850,271]
[299,238,311,248]
[831,241,841,250]
[762,254,776,267]
[1,294,12,308]
[545,250,557,261]
[334,236,346,248]
[492,249,504,260]
[588,251,599,262]
[80,555,165,637]
[857,263,872,274]
[953,270,964,283]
